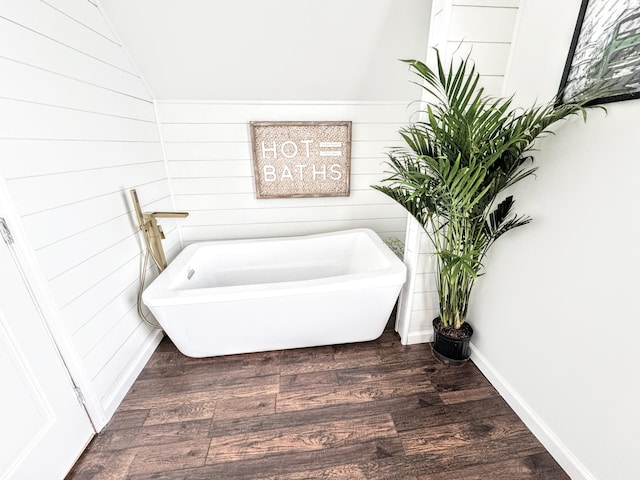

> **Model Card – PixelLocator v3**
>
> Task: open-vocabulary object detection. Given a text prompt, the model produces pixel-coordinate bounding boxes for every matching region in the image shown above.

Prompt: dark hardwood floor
[67,319,568,480]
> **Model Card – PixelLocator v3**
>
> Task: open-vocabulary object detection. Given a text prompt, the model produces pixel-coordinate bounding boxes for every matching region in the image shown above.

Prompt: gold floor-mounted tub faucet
[130,189,189,271]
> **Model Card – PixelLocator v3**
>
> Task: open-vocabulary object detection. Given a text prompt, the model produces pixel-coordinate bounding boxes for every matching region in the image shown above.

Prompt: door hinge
[0,218,14,245]
[74,386,86,405]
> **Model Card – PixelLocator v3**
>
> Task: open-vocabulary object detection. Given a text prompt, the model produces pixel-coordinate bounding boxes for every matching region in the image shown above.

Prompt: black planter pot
[431,317,473,366]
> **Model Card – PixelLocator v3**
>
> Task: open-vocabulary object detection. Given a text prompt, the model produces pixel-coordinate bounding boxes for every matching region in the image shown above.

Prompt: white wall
[156,101,409,242]
[469,1,640,479]
[0,0,175,426]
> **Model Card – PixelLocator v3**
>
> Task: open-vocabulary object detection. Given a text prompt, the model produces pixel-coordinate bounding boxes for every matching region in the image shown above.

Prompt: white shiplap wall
[156,101,410,243]
[428,0,520,96]
[395,0,521,343]
[0,0,175,425]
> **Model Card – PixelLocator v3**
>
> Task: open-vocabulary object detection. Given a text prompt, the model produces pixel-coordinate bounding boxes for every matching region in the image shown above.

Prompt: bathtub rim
[142,228,406,307]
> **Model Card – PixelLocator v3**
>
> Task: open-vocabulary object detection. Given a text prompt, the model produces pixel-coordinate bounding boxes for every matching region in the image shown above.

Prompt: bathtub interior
[168,230,392,291]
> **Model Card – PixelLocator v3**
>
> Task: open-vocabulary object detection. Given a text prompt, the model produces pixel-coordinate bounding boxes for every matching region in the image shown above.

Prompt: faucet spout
[149,211,189,219]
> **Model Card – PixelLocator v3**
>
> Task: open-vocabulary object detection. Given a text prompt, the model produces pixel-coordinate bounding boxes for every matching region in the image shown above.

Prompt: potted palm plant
[373,50,600,365]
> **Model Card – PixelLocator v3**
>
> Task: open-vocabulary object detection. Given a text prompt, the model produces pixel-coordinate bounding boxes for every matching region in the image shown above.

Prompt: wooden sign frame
[249,121,352,199]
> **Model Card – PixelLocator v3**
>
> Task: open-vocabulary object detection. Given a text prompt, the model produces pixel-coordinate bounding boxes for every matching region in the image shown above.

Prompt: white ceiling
[99,0,431,101]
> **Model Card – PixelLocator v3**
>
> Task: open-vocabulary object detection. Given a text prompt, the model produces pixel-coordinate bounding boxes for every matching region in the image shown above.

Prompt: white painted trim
[101,328,163,426]
[405,328,434,345]
[427,0,453,65]
[469,343,595,480]
[500,0,525,97]
[0,176,106,429]
[395,214,417,343]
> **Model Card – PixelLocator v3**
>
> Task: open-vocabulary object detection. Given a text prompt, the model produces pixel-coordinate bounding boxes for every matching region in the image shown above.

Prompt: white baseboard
[99,328,164,431]
[469,343,595,480]
[400,327,433,345]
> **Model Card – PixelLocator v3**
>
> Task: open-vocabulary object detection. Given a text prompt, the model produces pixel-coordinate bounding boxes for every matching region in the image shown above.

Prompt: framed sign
[249,121,352,199]
[558,0,640,105]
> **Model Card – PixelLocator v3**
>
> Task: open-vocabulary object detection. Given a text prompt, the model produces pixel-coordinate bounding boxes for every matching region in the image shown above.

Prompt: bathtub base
[157,286,399,358]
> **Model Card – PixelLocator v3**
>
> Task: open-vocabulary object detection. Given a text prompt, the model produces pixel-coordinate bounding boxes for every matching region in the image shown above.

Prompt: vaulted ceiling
[99,0,431,101]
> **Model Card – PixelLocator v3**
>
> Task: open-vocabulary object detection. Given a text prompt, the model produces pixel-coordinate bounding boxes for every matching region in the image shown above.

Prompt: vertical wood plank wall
[156,102,410,243]
[0,0,175,422]
[395,0,521,344]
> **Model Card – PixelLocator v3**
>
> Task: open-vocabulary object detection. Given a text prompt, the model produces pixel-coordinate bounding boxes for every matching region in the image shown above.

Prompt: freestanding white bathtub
[142,228,406,357]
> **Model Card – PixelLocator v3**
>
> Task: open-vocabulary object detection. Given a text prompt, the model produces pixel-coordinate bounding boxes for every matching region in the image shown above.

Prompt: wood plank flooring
[67,319,569,480]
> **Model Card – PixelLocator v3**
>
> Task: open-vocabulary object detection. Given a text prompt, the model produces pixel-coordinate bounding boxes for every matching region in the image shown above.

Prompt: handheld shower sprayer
[129,189,189,271]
